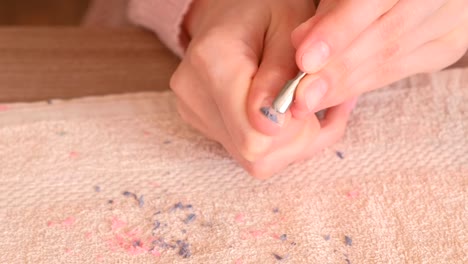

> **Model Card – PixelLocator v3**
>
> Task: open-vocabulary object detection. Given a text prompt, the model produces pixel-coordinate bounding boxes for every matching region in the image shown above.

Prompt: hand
[170,0,356,178]
[290,0,468,118]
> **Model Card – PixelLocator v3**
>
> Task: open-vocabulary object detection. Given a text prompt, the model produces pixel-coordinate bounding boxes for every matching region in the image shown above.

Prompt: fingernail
[301,41,330,73]
[260,106,286,126]
[304,78,328,111]
[260,99,285,126]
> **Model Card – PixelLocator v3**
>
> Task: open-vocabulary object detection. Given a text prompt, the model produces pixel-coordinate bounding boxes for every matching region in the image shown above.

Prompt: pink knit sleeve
[128,0,194,58]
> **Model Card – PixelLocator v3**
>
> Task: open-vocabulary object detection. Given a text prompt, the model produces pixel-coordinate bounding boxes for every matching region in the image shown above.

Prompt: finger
[245,117,321,179]
[172,60,267,165]
[177,96,261,174]
[292,0,449,115]
[291,1,334,48]
[300,97,357,160]
[188,25,277,162]
[329,0,464,86]
[291,17,319,49]
[320,24,468,109]
[247,4,314,135]
[170,61,224,132]
[250,97,356,178]
[296,0,399,73]
[175,99,219,142]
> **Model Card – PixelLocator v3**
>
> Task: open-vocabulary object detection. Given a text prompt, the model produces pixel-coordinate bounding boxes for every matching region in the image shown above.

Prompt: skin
[171,0,356,178]
[290,0,468,118]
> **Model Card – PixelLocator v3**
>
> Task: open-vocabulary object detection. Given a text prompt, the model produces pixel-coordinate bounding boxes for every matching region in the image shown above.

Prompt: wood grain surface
[0,27,179,103]
[0,0,89,25]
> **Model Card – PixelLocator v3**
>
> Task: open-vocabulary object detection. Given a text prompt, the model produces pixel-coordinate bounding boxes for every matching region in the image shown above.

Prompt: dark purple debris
[122,191,138,200]
[273,207,280,213]
[108,200,114,204]
[172,202,184,211]
[290,242,297,246]
[122,191,143,206]
[279,234,287,241]
[152,238,174,249]
[260,107,279,124]
[345,259,351,264]
[185,204,193,209]
[181,229,187,234]
[94,186,101,192]
[133,240,142,247]
[154,211,161,215]
[272,253,286,261]
[345,236,352,246]
[323,234,330,241]
[138,195,145,208]
[184,214,196,224]
[153,220,161,230]
[178,241,191,258]
[163,140,171,144]
[336,151,345,159]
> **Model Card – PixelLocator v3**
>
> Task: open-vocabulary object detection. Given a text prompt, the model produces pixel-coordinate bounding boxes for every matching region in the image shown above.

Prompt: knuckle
[328,55,354,81]
[377,43,401,64]
[257,67,284,83]
[237,135,271,162]
[187,28,225,68]
[245,163,273,180]
[377,13,406,43]
[187,39,211,69]
[449,35,468,56]
[169,69,182,92]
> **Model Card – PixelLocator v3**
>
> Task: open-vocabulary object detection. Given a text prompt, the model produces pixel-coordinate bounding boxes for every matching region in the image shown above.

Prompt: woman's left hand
[290,0,468,118]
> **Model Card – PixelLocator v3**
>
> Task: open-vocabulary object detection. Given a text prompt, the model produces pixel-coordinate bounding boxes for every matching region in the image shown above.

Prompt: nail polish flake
[260,107,279,124]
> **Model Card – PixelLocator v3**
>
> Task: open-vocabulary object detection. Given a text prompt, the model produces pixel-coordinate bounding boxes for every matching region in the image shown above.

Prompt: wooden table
[0,27,179,103]
[0,27,466,103]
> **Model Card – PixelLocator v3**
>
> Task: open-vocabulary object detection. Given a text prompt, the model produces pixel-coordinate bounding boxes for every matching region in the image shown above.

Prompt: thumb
[247,18,308,136]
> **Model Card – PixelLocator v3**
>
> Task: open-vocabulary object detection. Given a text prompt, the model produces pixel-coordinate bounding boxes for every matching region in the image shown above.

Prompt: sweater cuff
[128,0,194,58]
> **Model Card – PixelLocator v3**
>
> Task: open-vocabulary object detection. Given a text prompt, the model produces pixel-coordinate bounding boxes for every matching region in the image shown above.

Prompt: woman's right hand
[171,0,356,178]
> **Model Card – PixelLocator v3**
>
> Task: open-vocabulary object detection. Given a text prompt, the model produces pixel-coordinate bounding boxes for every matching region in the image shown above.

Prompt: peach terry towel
[0,68,466,263]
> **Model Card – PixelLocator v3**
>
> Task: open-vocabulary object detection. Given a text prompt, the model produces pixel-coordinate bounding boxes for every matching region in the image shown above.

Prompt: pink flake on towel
[347,190,360,199]
[150,248,161,257]
[47,221,55,227]
[0,105,9,112]
[62,216,75,227]
[111,217,127,230]
[270,233,280,240]
[235,258,243,264]
[235,213,245,224]
[265,220,279,228]
[249,230,265,238]
[150,181,161,188]
[85,232,93,239]
[65,248,73,254]
[69,151,79,158]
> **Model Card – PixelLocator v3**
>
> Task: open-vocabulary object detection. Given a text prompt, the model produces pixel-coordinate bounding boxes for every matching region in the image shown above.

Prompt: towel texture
[0,68,466,263]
